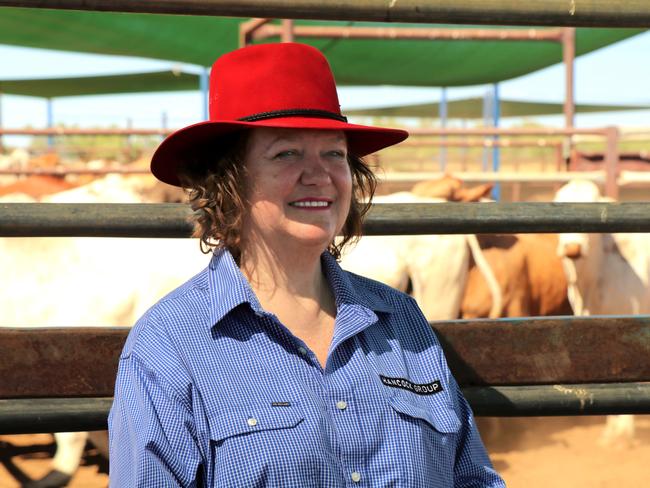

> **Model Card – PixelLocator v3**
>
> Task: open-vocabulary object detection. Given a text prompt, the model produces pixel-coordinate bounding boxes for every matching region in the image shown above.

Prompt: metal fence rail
[3,383,650,434]
[2,316,649,432]
[2,202,650,237]
[1,0,650,27]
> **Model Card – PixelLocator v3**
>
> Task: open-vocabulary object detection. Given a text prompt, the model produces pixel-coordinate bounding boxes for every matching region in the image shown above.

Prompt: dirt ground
[1,415,649,487]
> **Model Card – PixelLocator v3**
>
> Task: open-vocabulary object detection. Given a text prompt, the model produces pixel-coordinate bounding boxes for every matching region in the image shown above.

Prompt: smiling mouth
[289,200,332,208]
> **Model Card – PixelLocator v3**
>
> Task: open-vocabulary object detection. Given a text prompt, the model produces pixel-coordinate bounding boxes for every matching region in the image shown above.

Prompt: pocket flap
[389,394,461,434]
[208,404,304,442]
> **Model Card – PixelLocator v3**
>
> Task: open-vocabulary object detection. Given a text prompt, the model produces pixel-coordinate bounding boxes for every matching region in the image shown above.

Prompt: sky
[1,29,650,141]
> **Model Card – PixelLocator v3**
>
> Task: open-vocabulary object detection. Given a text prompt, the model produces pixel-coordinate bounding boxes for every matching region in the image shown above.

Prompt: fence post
[604,126,619,199]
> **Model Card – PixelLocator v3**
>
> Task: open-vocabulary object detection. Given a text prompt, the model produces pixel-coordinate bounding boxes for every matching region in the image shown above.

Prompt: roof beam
[1,1,650,27]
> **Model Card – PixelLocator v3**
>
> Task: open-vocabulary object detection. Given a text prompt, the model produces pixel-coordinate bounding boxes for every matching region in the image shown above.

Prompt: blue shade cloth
[109,249,505,487]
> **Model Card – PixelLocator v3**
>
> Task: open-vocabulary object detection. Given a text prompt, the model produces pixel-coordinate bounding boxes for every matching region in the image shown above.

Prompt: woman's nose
[300,156,331,185]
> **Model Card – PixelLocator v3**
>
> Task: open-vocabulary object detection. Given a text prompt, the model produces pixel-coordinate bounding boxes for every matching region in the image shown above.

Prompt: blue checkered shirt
[109,249,504,487]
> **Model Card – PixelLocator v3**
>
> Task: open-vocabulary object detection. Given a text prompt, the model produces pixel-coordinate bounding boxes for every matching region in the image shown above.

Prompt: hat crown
[209,43,342,122]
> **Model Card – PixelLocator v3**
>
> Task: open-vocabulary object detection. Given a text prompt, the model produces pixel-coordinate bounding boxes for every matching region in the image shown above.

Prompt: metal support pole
[200,67,209,121]
[604,126,620,199]
[482,89,491,171]
[439,87,447,172]
[46,98,54,149]
[492,83,501,201]
[0,92,4,153]
[126,117,133,159]
[281,19,295,42]
[563,27,576,168]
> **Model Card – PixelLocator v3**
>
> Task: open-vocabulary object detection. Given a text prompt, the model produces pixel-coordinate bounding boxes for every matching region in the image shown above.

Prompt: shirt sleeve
[451,376,506,487]
[108,351,203,487]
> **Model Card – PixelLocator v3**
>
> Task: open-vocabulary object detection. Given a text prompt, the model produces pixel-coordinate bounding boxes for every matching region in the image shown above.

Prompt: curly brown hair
[177,130,376,262]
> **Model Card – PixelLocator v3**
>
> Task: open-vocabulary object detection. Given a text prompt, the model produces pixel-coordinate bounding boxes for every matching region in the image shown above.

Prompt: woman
[109,42,504,487]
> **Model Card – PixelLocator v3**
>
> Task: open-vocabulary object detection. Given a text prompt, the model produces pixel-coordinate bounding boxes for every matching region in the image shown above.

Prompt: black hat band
[238,108,348,123]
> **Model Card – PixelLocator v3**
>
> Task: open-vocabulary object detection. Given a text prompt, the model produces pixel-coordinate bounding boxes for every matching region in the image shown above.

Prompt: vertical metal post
[439,87,448,172]
[126,117,133,159]
[482,89,491,171]
[604,126,619,200]
[200,67,209,121]
[46,98,54,149]
[281,19,295,42]
[492,83,501,201]
[0,92,4,153]
[563,27,576,168]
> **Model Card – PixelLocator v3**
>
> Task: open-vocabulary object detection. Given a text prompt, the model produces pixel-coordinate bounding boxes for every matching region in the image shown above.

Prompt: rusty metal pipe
[407,127,610,136]
[1,1,650,27]
[0,128,171,136]
[2,202,650,237]
[2,383,650,434]
[0,168,151,176]
[253,24,564,41]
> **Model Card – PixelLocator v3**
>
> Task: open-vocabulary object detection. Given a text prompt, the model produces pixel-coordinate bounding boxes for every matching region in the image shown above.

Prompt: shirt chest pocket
[388,393,461,435]
[208,404,305,445]
[206,404,327,486]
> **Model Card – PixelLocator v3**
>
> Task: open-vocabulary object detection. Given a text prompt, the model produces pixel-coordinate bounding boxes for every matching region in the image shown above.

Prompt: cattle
[0,148,30,185]
[340,189,502,321]
[0,175,209,487]
[554,179,648,447]
[0,175,76,199]
[461,233,573,319]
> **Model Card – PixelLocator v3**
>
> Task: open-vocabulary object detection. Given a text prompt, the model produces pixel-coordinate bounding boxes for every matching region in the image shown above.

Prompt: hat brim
[151,118,408,187]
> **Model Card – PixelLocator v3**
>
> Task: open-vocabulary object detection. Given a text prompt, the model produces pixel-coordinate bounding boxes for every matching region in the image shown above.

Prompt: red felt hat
[151,42,409,187]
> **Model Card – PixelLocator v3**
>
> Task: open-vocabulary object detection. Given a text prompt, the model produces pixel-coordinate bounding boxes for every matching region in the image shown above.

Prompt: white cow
[1,176,210,487]
[554,179,650,447]
[340,192,501,321]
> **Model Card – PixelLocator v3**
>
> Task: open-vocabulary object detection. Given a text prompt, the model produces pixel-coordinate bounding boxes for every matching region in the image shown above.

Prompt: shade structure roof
[346,98,650,119]
[0,7,643,87]
[0,70,200,98]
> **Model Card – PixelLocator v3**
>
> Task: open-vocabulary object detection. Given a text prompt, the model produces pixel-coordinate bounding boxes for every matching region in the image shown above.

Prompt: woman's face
[242,127,352,255]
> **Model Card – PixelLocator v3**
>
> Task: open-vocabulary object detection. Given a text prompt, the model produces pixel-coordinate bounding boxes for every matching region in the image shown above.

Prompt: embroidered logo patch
[271,401,291,407]
[380,375,443,395]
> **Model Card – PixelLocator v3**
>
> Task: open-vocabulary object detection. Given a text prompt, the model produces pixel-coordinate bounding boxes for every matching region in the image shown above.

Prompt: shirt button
[298,347,308,356]
[247,417,258,427]
[351,471,361,483]
[336,400,348,411]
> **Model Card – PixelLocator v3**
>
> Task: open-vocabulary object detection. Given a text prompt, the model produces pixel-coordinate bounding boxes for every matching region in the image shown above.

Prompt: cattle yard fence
[1,202,650,433]
[2,0,650,435]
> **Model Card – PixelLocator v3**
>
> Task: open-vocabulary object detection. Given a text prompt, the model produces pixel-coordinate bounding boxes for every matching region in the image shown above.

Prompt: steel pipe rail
[252,25,565,42]
[1,1,650,27]
[0,168,151,176]
[2,383,649,434]
[0,128,171,136]
[2,317,650,398]
[2,202,650,237]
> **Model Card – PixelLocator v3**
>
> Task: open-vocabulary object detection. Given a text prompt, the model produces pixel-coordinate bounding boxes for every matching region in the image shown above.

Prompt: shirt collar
[321,251,394,314]
[206,248,394,329]
[206,249,265,327]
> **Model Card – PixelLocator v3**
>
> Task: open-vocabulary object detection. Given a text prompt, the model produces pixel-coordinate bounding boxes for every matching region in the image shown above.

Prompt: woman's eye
[274,150,299,160]
[327,150,347,159]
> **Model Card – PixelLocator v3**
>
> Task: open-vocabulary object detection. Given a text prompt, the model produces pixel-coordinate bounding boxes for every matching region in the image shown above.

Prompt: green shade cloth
[0,7,643,86]
[0,70,200,98]
[346,97,650,119]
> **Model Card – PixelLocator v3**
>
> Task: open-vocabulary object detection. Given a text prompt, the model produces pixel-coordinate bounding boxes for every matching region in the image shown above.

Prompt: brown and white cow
[554,179,649,447]
[461,233,573,319]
